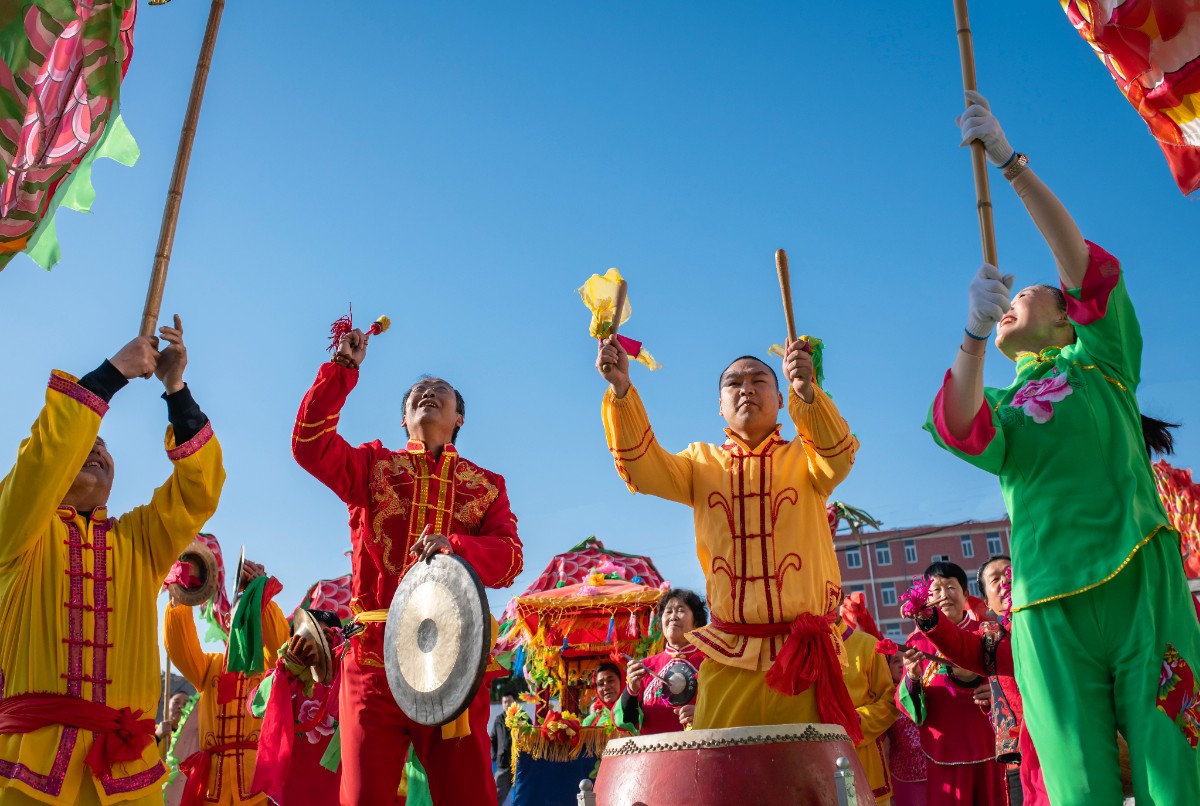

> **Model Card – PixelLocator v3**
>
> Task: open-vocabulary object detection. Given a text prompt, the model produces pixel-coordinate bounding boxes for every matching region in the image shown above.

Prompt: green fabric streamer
[18,109,139,271]
[226,576,268,675]
[163,691,201,786]
[248,671,273,720]
[404,747,433,806]
[319,724,341,773]
[200,597,230,645]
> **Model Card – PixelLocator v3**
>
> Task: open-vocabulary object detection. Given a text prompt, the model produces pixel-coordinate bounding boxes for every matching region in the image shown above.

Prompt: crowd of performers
[0,90,1197,806]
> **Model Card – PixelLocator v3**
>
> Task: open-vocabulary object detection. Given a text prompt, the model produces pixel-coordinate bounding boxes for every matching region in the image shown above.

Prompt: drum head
[384,554,491,726]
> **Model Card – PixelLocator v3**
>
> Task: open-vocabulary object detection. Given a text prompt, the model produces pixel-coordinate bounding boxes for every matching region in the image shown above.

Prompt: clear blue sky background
[2,2,1197,638]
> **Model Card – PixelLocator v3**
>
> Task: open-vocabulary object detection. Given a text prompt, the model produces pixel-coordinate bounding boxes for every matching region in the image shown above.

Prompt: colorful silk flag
[1153,460,1200,578]
[1060,1,1200,195]
[0,0,139,271]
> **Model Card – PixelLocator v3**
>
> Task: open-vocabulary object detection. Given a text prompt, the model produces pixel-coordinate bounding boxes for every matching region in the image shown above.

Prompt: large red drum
[594,723,875,805]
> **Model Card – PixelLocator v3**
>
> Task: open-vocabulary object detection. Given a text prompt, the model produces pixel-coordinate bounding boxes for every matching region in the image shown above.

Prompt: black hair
[595,661,622,680]
[1142,415,1179,459]
[1038,285,1180,459]
[401,376,466,443]
[924,561,969,592]
[656,588,709,629]
[976,555,1010,594]
[718,356,779,392]
[307,609,342,632]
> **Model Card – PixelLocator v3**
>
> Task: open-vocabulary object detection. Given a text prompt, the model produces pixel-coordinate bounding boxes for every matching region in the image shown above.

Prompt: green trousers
[1012,532,1200,805]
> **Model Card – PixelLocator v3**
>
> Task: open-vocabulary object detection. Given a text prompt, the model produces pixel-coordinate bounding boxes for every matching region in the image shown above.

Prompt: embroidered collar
[57,505,108,521]
[721,424,784,455]
[406,440,457,457]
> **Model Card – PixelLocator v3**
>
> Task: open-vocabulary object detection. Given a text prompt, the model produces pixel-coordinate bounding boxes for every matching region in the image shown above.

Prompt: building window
[904,540,917,564]
[885,625,904,639]
[930,554,950,563]
[968,579,981,597]
[987,532,1003,556]
[875,542,892,566]
[849,584,866,595]
[846,547,862,569]
[880,582,897,607]
[961,535,975,559]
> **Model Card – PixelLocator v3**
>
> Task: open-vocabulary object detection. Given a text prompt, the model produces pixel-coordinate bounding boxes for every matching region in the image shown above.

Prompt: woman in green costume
[926,90,1200,805]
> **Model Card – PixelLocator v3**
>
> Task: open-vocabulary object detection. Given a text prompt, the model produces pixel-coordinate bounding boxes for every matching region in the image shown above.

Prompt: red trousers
[926,758,1006,805]
[338,650,497,806]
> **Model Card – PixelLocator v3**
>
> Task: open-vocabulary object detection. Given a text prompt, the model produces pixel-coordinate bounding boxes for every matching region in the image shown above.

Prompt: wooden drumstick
[600,280,629,374]
[776,249,797,346]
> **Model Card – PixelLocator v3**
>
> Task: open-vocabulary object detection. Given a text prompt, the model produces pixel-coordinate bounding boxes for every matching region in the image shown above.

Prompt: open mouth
[999,314,1016,327]
[418,399,438,410]
[82,460,103,471]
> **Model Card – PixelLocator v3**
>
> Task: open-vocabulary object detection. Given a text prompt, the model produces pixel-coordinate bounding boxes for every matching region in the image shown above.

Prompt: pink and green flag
[0,0,139,271]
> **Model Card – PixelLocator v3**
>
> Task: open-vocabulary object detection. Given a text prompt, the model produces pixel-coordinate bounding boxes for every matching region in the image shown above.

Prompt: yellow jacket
[842,628,898,802]
[602,384,857,670]
[164,600,289,805]
[0,371,224,805]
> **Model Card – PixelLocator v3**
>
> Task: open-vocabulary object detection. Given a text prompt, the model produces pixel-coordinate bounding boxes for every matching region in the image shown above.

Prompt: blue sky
[2,2,1197,636]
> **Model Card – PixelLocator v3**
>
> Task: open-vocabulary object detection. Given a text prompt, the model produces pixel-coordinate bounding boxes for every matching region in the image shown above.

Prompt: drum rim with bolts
[601,723,851,756]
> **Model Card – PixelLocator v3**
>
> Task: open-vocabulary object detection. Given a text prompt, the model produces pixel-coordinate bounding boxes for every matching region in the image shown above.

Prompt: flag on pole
[1060,1,1200,195]
[0,0,139,271]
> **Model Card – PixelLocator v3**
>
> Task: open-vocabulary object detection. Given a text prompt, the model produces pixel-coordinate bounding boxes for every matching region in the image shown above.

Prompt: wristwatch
[1003,152,1029,181]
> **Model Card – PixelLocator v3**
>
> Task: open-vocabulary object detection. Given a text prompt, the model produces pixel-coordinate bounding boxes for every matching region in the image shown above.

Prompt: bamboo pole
[139,0,228,337]
[951,0,998,268]
[600,280,628,374]
[775,249,797,345]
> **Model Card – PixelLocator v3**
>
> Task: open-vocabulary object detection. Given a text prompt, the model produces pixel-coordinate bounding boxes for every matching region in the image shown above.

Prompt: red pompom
[327,306,353,353]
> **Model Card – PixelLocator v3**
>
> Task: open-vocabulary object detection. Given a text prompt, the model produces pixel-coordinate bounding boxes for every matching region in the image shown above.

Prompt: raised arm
[597,337,694,505]
[782,341,857,496]
[292,360,374,509]
[0,335,161,565]
[958,90,1089,289]
[164,601,216,690]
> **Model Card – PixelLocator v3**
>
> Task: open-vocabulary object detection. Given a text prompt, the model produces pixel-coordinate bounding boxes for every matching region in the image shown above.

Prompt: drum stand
[578,755,859,806]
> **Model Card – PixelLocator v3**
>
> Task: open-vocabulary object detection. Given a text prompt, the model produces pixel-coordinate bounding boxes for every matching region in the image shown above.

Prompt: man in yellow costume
[840,621,898,802]
[596,336,862,741]
[0,318,225,805]
[164,552,288,806]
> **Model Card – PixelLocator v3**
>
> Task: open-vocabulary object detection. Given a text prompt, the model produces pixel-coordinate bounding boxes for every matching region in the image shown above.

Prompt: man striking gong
[293,326,523,806]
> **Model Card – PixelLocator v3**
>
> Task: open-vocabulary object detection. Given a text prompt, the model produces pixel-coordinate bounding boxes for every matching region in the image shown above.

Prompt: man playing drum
[596,337,862,741]
[292,327,523,806]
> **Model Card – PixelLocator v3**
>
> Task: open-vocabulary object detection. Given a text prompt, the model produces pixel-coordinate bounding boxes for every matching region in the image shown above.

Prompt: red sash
[179,741,259,806]
[709,613,863,744]
[0,692,156,778]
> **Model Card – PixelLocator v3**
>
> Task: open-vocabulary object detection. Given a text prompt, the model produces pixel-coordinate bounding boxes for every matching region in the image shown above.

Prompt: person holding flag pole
[925,8,1200,798]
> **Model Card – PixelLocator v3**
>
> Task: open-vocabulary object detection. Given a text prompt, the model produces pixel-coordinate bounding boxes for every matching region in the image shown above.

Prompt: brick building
[834,517,1011,638]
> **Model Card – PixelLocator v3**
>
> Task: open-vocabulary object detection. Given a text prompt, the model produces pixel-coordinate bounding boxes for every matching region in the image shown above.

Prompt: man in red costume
[292,327,523,806]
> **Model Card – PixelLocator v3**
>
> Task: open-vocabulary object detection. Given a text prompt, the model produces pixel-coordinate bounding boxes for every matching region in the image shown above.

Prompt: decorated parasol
[0,0,138,270]
[291,572,354,625]
[1154,460,1200,578]
[498,567,665,768]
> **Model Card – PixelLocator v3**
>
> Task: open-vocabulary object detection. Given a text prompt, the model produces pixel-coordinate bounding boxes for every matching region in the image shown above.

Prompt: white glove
[966,263,1015,340]
[956,90,1015,167]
